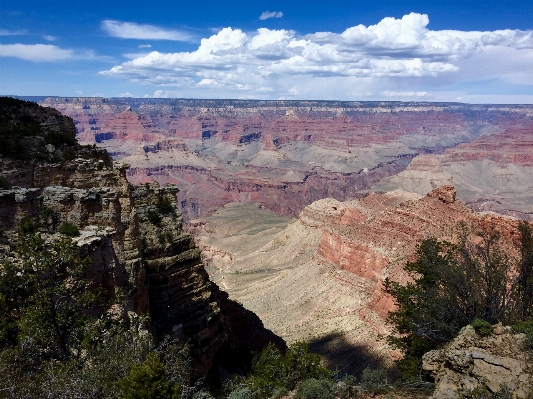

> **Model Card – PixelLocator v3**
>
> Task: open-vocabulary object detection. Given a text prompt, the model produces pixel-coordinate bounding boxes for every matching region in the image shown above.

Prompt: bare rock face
[423,325,533,398]
[193,186,529,373]
[373,120,533,221]
[309,188,530,322]
[0,99,282,377]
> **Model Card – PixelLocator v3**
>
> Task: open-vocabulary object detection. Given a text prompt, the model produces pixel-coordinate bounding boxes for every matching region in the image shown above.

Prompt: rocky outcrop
[0,99,283,377]
[423,324,533,398]
[309,186,531,320]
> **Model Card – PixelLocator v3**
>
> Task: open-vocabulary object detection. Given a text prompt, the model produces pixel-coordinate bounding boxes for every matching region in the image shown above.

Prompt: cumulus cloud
[0,44,74,61]
[259,11,283,21]
[101,20,194,41]
[99,13,533,99]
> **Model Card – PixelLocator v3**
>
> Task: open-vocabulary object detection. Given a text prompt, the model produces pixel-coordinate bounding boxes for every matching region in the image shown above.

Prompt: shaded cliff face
[193,186,528,373]
[33,97,533,222]
[0,99,282,376]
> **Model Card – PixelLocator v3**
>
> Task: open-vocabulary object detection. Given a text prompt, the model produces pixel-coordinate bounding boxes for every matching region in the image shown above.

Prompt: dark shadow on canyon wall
[207,297,287,386]
[308,332,386,377]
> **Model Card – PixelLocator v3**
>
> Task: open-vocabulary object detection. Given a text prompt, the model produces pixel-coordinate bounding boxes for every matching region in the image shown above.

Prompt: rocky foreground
[30,97,533,222]
[423,324,532,398]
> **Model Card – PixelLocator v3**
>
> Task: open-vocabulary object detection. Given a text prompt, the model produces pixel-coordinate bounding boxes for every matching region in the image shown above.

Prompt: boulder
[422,325,532,398]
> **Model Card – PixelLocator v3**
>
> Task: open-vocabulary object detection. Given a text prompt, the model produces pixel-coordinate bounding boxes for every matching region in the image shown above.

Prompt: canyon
[191,186,528,373]
[30,97,533,222]
[0,98,281,379]
[14,96,533,375]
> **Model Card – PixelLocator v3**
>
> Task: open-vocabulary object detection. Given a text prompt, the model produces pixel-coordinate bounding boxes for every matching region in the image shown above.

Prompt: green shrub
[39,207,60,232]
[384,221,533,380]
[295,378,335,399]
[62,148,77,160]
[227,387,255,399]
[192,390,215,399]
[19,217,39,235]
[334,375,356,399]
[471,319,493,337]
[0,230,9,245]
[59,221,80,236]
[45,131,76,147]
[118,353,176,399]
[512,320,533,349]
[360,367,389,395]
[147,209,162,226]
[156,196,175,215]
[228,342,331,399]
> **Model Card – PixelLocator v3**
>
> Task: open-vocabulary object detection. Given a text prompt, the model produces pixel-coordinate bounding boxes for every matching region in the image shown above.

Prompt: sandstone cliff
[193,186,529,374]
[0,98,282,377]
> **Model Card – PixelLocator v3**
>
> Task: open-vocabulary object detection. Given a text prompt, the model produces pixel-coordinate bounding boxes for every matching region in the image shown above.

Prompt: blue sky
[1,0,533,103]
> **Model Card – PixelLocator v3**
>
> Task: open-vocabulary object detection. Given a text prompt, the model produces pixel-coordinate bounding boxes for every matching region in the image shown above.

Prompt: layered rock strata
[193,186,529,373]
[32,97,533,222]
[0,100,281,376]
[372,120,533,220]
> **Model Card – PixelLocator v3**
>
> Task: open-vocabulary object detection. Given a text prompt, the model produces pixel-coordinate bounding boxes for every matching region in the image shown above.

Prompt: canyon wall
[373,119,533,220]
[31,97,533,222]
[193,186,529,373]
[0,99,281,376]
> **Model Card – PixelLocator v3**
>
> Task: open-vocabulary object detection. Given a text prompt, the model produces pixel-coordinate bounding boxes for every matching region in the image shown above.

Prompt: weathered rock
[0,99,283,378]
[427,185,456,204]
[422,325,533,398]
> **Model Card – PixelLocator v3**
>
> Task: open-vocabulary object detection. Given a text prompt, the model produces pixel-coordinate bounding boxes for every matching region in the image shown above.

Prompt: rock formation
[0,98,282,377]
[30,97,533,223]
[193,186,529,373]
[423,324,533,398]
[373,119,533,220]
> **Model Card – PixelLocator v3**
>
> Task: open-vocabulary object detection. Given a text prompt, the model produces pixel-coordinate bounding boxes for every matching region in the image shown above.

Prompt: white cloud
[119,91,134,97]
[99,13,533,100]
[42,35,57,41]
[259,11,283,21]
[138,44,152,48]
[0,43,108,63]
[101,20,194,41]
[0,43,74,61]
[197,79,218,86]
[0,28,27,36]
